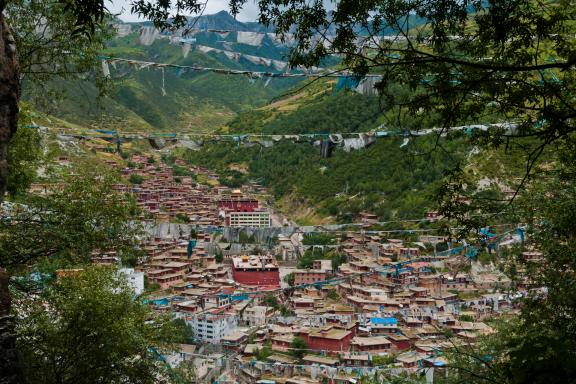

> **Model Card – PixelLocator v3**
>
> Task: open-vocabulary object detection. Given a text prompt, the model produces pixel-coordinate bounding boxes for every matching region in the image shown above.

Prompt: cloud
[107,0,261,22]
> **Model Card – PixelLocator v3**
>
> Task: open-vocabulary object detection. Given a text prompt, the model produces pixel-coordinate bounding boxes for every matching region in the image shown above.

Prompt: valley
[1,3,574,384]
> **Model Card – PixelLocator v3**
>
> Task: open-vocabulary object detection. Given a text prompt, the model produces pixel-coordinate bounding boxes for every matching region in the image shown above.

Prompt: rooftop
[232,255,278,269]
[302,354,340,365]
[307,327,352,340]
[351,336,392,346]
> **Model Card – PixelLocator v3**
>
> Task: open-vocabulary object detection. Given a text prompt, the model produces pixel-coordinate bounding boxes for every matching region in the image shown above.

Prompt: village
[1,2,572,384]
[55,152,534,384]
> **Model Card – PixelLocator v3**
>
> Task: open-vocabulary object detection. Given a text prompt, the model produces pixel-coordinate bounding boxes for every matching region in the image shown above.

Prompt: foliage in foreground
[0,163,141,269]
[436,139,576,384]
[14,267,182,384]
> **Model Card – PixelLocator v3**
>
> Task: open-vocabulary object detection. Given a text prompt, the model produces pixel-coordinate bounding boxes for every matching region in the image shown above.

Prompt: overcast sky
[107,0,262,22]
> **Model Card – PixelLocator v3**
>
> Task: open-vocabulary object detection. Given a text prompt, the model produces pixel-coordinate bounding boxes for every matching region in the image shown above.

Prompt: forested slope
[182,84,472,224]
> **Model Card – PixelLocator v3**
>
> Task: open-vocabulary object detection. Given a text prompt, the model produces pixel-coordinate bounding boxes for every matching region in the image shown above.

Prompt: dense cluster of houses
[109,154,271,226]
[26,152,528,384]
[122,224,520,384]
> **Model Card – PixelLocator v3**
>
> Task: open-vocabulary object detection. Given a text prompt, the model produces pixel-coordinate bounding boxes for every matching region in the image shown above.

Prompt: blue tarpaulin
[480,228,497,237]
[370,317,397,325]
[231,294,249,301]
[335,76,362,92]
[179,37,196,44]
[465,247,479,259]
[516,227,525,243]
[438,245,465,256]
[143,298,170,306]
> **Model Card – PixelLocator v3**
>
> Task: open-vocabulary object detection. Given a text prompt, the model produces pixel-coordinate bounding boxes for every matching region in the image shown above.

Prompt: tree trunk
[0,1,22,383]
[0,1,19,199]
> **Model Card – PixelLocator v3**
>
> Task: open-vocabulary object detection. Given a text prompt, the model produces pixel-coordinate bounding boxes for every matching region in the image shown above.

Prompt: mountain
[185,10,426,36]
[24,26,301,133]
[24,11,466,224]
[25,10,426,134]
[185,10,274,32]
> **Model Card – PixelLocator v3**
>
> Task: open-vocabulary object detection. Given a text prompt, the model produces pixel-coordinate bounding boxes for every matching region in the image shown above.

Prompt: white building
[187,311,238,343]
[227,210,271,228]
[114,23,132,37]
[163,344,197,368]
[243,305,275,326]
[203,295,231,310]
[119,268,145,295]
[278,234,297,261]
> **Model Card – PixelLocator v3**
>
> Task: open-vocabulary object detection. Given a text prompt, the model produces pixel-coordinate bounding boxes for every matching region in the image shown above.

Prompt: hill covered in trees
[180,82,480,223]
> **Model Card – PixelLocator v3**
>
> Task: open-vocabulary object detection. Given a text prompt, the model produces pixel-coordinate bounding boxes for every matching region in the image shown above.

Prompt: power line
[183,1,209,35]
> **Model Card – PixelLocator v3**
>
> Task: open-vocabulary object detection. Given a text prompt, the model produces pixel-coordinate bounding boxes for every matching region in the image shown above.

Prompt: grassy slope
[24,33,301,133]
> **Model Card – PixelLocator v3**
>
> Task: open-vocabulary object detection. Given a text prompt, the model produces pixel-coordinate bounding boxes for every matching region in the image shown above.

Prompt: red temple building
[218,198,259,212]
[231,255,280,288]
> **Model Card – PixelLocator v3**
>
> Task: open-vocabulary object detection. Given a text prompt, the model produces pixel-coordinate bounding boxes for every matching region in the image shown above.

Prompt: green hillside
[182,135,462,224]
[22,19,530,225]
[23,32,301,132]
[175,63,550,225]
[178,83,474,224]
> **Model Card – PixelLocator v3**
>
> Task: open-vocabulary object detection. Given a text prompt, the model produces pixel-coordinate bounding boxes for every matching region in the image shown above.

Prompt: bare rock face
[0,2,22,383]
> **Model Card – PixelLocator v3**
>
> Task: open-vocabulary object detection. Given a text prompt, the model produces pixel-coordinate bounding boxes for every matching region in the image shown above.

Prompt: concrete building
[187,310,238,343]
[163,344,197,368]
[218,195,259,212]
[243,305,275,326]
[231,255,280,287]
[299,325,356,352]
[227,210,271,228]
[293,269,329,286]
[119,268,145,295]
[351,336,392,353]
[203,295,231,310]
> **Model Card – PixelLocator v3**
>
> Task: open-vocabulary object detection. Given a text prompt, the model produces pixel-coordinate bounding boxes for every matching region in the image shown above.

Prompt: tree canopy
[5,109,41,198]
[225,0,576,219]
[0,163,141,269]
[14,267,181,384]
[290,336,308,360]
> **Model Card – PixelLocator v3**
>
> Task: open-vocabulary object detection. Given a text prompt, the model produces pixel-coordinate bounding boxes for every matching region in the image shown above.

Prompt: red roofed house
[299,326,355,352]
